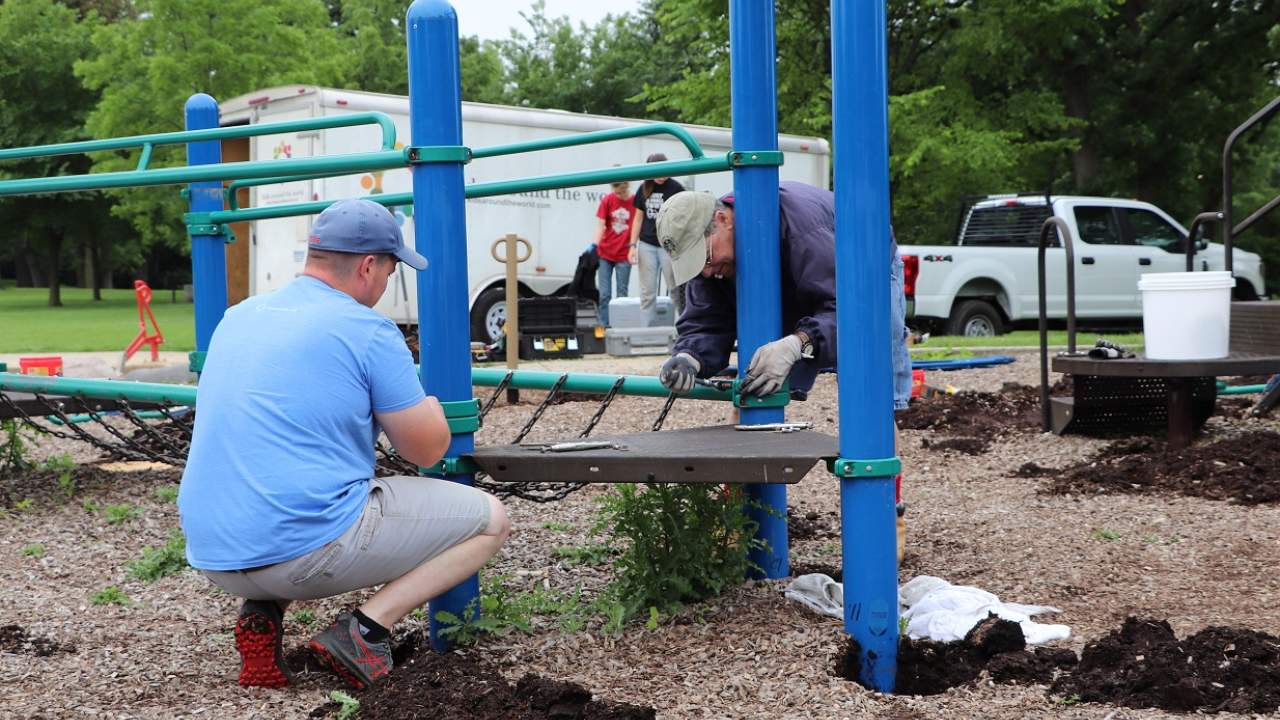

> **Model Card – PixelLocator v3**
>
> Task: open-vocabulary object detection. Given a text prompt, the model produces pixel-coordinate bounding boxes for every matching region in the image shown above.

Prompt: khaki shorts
[202,476,492,601]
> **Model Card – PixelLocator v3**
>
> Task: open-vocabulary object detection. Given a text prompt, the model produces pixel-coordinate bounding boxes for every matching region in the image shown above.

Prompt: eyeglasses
[704,234,715,269]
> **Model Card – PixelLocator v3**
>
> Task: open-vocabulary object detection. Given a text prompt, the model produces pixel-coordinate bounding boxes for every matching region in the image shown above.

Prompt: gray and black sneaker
[308,610,392,689]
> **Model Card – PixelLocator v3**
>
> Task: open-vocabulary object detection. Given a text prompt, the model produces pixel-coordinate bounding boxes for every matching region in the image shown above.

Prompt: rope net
[0,375,682,504]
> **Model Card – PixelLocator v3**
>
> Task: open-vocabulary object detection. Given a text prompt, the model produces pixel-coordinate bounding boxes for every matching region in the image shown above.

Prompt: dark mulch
[897,384,1042,443]
[0,625,76,656]
[308,634,655,719]
[788,561,842,582]
[1043,430,1280,504]
[1052,617,1280,714]
[836,616,1077,695]
[787,506,837,541]
[920,436,990,455]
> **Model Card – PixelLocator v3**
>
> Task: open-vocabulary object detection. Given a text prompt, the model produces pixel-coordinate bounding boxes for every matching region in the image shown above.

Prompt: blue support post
[184,94,228,353]
[831,0,899,692]
[729,0,787,579]
[406,0,477,653]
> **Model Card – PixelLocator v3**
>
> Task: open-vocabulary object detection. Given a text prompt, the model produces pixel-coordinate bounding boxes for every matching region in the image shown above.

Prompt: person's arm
[673,276,736,376]
[376,397,451,468]
[593,217,606,246]
[628,201,642,264]
[790,230,839,370]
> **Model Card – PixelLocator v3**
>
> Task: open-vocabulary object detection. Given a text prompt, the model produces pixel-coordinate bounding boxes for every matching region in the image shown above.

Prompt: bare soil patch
[1052,617,1280,714]
[1041,431,1280,504]
[0,624,75,657]
[895,383,1042,454]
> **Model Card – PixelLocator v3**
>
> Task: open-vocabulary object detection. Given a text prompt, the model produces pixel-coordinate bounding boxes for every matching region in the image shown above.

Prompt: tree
[75,0,350,276]
[0,0,102,305]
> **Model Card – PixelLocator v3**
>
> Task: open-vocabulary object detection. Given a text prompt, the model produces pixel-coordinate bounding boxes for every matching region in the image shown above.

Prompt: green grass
[914,329,1145,350]
[0,285,194,353]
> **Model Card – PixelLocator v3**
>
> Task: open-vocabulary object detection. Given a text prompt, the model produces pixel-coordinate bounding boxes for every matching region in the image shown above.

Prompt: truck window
[960,205,1053,246]
[1073,207,1126,245]
[1121,208,1186,253]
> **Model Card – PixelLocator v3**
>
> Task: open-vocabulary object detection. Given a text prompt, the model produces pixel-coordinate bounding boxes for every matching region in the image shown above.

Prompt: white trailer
[219,86,831,341]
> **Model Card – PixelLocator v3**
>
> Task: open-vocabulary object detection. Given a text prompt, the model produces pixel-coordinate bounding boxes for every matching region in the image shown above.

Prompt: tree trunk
[89,230,102,301]
[47,230,63,307]
[1063,66,1099,192]
[75,236,88,288]
[15,233,34,288]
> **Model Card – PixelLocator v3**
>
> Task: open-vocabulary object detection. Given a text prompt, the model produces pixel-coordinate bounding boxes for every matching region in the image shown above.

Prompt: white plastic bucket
[1137,271,1235,360]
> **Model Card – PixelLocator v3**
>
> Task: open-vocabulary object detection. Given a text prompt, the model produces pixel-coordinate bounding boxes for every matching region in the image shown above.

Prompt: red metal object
[910,369,925,398]
[901,254,919,297]
[123,280,164,364]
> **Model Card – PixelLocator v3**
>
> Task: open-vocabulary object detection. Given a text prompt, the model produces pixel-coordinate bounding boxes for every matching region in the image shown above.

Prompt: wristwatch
[795,331,815,360]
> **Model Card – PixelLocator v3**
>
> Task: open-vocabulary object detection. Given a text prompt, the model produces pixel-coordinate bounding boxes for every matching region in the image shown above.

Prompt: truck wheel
[470,286,508,344]
[1233,281,1259,301]
[946,299,1004,337]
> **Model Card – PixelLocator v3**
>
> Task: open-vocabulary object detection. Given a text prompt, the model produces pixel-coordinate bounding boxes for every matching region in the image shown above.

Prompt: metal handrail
[0,113,399,197]
[1037,216,1077,432]
[1184,211,1223,272]
[1221,94,1280,272]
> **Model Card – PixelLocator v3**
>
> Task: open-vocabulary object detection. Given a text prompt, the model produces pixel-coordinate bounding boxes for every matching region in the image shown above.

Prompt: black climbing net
[0,374,685,503]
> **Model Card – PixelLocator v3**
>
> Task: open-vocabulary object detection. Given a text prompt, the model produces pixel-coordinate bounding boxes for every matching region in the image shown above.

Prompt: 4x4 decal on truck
[922,254,952,262]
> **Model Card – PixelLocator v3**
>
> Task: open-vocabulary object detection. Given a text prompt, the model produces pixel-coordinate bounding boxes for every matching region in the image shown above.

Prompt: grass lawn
[913,329,1144,352]
[0,285,195,353]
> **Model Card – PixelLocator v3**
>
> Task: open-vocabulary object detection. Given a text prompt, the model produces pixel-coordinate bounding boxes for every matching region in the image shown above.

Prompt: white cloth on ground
[783,573,1071,645]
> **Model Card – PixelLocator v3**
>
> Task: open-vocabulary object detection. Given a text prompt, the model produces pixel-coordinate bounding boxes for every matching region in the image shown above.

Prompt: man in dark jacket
[654,181,902,401]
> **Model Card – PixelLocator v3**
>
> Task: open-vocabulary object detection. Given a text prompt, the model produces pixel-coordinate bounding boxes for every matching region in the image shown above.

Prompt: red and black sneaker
[308,610,392,690]
[234,599,292,688]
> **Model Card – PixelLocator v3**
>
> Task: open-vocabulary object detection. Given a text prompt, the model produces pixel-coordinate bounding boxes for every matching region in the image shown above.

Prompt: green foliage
[593,483,761,623]
[153,484,180,504]
[81,499,99,514]
[90,585,131,606]
[290,608,316,626]
[551,543,615,567]
[330,690,360,720]
[541,520,575,532]
[1091,527,1122,542]
[56,472,76,501]
[103,503,139,525]
[40,454,76,471]
[126,529,187,582]
[1,420,36,475]
[12,498,35,513]
[21,543,45,558]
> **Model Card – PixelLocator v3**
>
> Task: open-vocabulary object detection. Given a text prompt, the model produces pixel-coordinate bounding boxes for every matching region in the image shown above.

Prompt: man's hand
[627,244,638,265]
[742,335,803,397]
[659,353,700,394]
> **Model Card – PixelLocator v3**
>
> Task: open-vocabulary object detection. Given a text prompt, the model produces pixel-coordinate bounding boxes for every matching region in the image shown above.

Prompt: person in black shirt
[628,153,686,322]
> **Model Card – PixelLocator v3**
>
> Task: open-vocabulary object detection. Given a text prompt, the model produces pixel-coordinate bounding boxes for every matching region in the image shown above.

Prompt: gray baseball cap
[308,198,427,270]
[656,191,717,285]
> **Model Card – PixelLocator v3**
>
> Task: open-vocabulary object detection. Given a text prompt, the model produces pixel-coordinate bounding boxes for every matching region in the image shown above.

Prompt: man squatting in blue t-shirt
[178,199,510,690]
[652,183,912,560]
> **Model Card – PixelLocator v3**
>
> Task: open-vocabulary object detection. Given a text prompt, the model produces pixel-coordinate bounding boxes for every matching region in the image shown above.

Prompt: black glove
[659,353,700,394]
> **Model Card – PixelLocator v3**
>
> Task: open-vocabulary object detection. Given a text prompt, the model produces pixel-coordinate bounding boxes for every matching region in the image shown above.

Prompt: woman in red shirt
[594,180,636,326]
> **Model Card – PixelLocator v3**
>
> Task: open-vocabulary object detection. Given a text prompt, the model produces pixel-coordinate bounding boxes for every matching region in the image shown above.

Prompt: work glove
[742,334,803,397]
[659,352,700,394]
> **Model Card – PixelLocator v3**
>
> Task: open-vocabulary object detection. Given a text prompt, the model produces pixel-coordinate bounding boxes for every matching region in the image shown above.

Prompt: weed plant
[90,586,131,606]
[127,529,187,582]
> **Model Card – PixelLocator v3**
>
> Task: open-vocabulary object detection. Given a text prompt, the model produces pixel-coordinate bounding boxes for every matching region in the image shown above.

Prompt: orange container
[19,356,63,377]
[910,368,925,398]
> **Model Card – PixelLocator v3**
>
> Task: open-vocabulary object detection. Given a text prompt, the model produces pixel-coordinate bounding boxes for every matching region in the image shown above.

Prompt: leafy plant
[90,585,131,607]
[541,521,575,532]
[291,609,316,626]
[126,529,187,582]
[551,543,615,567]
[56,471,76,500]
[330,690,360,720]
[81,499,99,514]
[592,483,762,627]
[1091,528,1122,542]
[153,485,179,504]
[41,454,75,471]
[104,503,139,525]
[12,498,34,513]
[20,543,44,558]
[1,419,35,474]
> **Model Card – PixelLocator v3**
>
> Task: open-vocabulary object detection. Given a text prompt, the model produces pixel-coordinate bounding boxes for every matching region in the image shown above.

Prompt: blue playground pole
[832,0,899,692]
[729,0,788,580]
[406,0,477,653]
[185,94,228,352]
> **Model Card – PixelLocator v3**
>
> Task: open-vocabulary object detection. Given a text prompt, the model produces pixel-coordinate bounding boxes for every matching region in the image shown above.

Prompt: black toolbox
[517,296,581,360]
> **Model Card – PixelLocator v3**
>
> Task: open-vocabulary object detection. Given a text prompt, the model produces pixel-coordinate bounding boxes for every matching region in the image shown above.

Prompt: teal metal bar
[470,368,731,402]
[0,375,197,406]
[0,112,398,162]
[470,123,705,160]
[47,409,178,426]
[0,149,409,197]
[201,154,734,226]
[137,143,154,171]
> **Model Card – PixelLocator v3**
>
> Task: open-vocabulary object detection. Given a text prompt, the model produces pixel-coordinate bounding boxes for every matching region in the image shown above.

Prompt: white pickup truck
[901,195,1268,336]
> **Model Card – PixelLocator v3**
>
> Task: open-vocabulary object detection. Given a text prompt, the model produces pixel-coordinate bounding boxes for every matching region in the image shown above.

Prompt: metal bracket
[423,456,481,476]
[406,145,472,164]
[827,456,901,478]
[184,212,235,243]
[729,150,785,167]
[732,379,790,409]
[441,398,480,434]
[188,351,206,374]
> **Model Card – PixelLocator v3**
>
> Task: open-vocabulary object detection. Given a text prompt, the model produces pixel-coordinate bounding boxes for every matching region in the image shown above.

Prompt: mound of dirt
[1052,617,1280,714]
[1044,430,1280,504]
[897,384,1042,441]
[787,507,837,541]
[310,636,655,719]
[0,625,75,656]
[836,616,1077,695]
